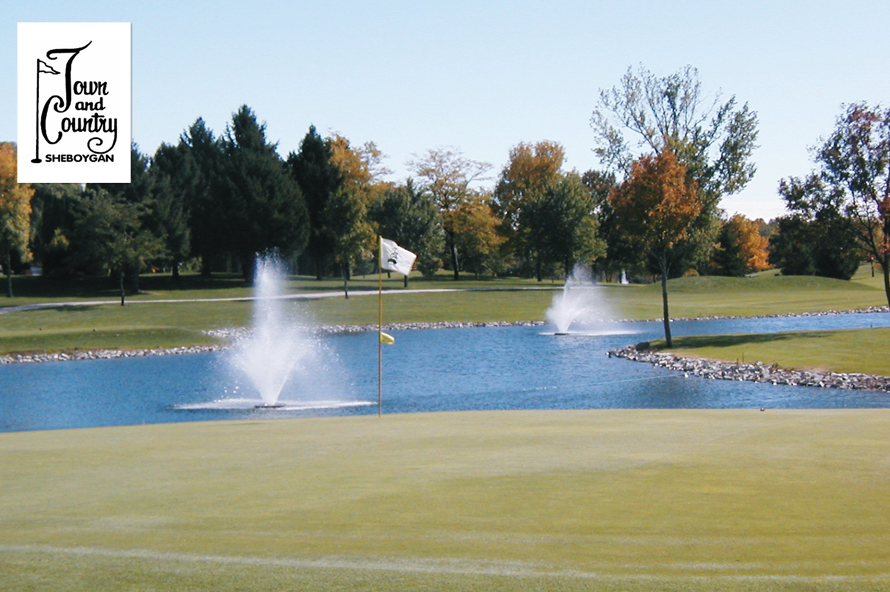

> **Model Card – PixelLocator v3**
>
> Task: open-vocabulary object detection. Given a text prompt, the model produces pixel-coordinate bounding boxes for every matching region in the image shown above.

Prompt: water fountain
[545,265,614,335]
[229,256,319,408]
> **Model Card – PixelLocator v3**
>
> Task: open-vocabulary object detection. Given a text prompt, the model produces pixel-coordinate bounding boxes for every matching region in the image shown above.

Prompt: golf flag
[379,331,395,345]
[380,237,416,277]
[37,59,60,75]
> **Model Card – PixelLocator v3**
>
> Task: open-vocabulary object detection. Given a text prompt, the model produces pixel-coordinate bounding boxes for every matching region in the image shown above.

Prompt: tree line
[2,66,889,330]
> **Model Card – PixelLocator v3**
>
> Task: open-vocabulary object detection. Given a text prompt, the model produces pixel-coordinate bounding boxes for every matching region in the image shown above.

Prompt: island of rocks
[609,341,890,393]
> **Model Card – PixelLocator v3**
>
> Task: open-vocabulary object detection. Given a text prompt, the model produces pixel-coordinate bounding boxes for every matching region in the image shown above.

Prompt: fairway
[2,410,889,591]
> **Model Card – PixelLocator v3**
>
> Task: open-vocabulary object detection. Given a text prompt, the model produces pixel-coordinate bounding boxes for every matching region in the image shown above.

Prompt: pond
[1,312,889,432]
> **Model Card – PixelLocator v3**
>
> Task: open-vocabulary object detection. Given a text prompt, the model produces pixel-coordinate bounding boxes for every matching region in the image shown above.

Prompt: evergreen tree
[180,118,224,275]
[287,126,343,279]
[151,142,194,280]
[219,106,309,282]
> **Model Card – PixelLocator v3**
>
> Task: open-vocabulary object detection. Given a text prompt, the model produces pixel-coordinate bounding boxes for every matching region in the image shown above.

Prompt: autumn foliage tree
[610,148,701,346]
[0,143,34,297]
[452,192,505,279]
[591,65,758,272]
[712,214,769,276]
[323,134,384,295]
[493,141,565,272]
[408,147,490,280]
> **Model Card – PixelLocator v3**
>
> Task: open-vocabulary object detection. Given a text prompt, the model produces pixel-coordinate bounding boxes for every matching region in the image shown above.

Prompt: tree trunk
[315,254,324,280]
[403,274,408,288]
[342,262,349,299]
[535,257,542,282]
[448,235,460,281]
[241,255,256,285]
[172,260,181,281]
[119,270,126,306]
[200,254,212,277]
[5,252,12,298]
[659,253,672,348]
[881,258,890,315]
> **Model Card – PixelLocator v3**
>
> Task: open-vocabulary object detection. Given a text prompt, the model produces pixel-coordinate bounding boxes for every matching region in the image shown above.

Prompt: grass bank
[1,267,887,356]
[662,326,890,377]
[2,410,889,591]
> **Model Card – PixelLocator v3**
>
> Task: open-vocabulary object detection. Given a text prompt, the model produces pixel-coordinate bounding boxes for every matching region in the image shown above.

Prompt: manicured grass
[2,410,890,591]
[0,291,554,354]
[663,326,890,376]
[1,270,887,356]
[0,271,550,306]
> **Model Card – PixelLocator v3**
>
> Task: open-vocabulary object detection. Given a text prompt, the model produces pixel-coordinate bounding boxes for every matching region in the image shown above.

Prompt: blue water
[1,312,889,432]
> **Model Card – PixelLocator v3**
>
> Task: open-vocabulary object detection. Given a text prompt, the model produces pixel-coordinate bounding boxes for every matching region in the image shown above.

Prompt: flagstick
[377,237,383,418]
[32,61,42,164]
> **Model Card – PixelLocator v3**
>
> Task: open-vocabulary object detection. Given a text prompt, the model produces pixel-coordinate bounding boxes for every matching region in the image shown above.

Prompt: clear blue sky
[6,0,890,220]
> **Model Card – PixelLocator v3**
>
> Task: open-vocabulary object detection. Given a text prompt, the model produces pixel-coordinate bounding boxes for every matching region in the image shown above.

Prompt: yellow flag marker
[379,331,395,345]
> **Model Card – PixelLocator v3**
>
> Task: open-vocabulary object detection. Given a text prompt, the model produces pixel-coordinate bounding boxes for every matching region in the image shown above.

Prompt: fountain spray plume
[230,255,307,407]
[545,265,614,335]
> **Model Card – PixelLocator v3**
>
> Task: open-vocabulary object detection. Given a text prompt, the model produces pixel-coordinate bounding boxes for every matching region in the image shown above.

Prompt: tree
[0,143,34,297]
[179,118,225,275]
[812,102,890,307]
[220,106,309,282]
[452,192,506,279]
[88,145,166,292]
[770,175,861,280]
[768,216,816,276]
[324,134,387,294]
[29,183,82,276]
[610,148,701,347]
[151,142,194,280]
[712,214,770,276]
[521,173,605,279]
[582,169,630,281]
[287,126,343,279]
[369,179,444,283]
[493,141,565,272]
[408,147,491,280]
[591,65,758,271]
[69,189,163,305]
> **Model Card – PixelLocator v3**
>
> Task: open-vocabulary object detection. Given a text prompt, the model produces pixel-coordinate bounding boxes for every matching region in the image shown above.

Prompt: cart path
[0,286,559,315]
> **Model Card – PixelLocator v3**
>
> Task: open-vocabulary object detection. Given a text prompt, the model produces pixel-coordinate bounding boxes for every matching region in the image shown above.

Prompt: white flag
[380,237,416,276]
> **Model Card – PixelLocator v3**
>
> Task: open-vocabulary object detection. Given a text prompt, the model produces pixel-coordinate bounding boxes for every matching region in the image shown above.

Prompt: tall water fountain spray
[545,265,614,334]
[229,256,312,408]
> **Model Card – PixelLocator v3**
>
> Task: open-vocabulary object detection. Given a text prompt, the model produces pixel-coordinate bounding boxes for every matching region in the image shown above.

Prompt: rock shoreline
[609,342,890,393]
[0,321,547,365]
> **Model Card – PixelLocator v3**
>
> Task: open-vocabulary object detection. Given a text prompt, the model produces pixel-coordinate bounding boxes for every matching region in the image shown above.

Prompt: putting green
[2,410,889,591]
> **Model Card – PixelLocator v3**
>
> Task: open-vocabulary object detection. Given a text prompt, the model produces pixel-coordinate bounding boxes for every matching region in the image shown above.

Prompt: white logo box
[17,22,131,183]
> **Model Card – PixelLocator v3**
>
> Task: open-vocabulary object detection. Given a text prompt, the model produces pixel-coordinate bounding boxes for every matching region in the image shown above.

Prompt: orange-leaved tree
[493,141,565,271]
[0,142,34,297]
[610,148,701,347]
[713,214,770,275]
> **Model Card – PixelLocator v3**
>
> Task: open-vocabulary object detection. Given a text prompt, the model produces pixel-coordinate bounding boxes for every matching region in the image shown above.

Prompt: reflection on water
[1,312,889,432]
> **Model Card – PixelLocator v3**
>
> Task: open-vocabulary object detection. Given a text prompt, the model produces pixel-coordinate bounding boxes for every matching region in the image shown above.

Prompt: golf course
[2,267,890,591]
